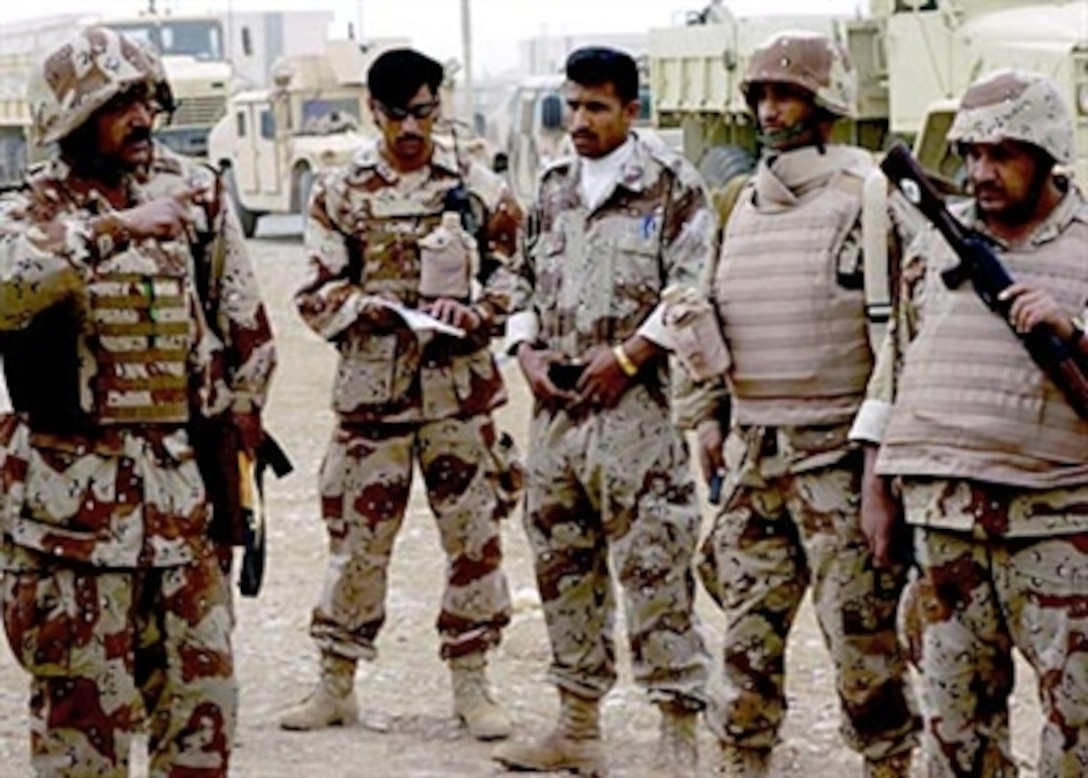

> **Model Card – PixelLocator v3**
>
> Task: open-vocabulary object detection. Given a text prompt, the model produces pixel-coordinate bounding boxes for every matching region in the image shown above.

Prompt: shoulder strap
[656,172,676,288]
[194,163,227,338]
[861,168,893,353]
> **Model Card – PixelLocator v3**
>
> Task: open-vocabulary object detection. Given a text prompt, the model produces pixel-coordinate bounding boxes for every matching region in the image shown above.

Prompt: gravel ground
[0,217,1043,776]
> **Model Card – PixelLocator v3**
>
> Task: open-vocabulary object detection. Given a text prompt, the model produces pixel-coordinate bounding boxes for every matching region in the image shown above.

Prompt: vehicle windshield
[108,19,225,61]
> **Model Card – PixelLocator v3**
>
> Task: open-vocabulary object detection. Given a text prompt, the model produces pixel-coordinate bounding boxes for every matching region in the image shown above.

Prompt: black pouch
[548,362,585,392]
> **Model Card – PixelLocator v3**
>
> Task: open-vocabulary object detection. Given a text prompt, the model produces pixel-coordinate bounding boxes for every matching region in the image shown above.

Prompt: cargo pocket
[1,565,75,676]
[333,334,398,412]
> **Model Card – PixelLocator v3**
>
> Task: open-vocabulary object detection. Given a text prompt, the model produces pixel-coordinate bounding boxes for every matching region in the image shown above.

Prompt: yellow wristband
[613,344,638,377]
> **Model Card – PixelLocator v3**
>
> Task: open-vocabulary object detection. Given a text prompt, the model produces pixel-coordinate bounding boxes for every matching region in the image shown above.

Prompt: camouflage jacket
[0,149,276,568]
[512,132,716,388]
[297,138,522,425]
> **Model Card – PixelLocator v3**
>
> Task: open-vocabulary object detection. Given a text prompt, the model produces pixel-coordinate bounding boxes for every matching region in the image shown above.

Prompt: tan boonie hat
[947,68,1073,166]
[741,30,857,118]
[28,25,155,146]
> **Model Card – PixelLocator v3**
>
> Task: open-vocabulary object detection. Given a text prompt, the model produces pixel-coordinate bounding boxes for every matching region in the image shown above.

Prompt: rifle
[879,141,1088,419]
[191,162,293,596]
[237,434,294,597]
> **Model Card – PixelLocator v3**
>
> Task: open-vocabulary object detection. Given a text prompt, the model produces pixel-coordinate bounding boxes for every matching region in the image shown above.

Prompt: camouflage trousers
[310,415,515,662]
[904,481,1088,778]
[698,425,918,759]
[522,391,709,706]
[1,543,235,777]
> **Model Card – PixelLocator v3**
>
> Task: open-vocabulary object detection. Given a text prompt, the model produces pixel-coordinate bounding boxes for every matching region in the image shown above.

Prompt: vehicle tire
[697,144,756,189]
[224,166,259,238]
[296,167,314,216]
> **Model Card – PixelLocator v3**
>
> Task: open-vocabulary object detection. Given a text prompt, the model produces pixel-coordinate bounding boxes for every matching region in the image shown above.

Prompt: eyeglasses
[377,100,439,121]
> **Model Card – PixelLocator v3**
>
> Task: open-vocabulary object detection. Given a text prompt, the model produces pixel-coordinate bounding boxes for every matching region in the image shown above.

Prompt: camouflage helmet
[132,37,177,116]
[947,69,1073,166]
[27,25,156,146]
[741,30,856,118]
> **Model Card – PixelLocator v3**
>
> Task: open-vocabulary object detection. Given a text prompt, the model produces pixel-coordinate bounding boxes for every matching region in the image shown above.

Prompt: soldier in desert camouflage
[0,25,275,776]
[279,47,524,742]
[681,30,919,777]
[491,46,713,776]
[854,69,1088,777]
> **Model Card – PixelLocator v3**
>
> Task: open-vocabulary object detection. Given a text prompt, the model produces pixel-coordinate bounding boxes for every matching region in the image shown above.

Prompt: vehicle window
[300,99,362,133]
[108,20,224,61]
[260,110,275,140]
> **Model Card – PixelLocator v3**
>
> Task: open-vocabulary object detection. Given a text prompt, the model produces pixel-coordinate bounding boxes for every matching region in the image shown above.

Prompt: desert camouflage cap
[28,25,156,146]
[742,30,856,118]
[948,69,1073,166]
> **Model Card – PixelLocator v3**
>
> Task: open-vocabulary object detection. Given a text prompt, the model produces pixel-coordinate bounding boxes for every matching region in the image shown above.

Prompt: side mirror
[540,94,563,131]
[241,27,253,58]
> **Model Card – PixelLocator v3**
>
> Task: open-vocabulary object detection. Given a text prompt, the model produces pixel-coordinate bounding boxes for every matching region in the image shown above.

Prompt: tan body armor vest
[879,216,1088,489]
[330,167,500,423]
[86,258,192,425]
[351,203,446,305]
[715,172,872,426]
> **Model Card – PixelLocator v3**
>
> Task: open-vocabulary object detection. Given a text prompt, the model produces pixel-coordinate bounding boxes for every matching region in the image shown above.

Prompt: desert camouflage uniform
[512,132,712,706]
[0,142,275,775]
[296,138,523,663]
[683,145,919,763]
[860,188,1088,777]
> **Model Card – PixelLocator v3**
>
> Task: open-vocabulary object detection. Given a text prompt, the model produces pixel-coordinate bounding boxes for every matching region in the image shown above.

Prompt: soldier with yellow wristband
[494,46,714,776]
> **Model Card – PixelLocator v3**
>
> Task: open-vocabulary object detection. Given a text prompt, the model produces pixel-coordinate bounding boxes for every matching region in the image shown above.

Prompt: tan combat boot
[655,700,699,776]
[864,750,912,778]
[279,654,359,731]
[718,742,771,778]
[491,688,606,776]
[449,652,511,741]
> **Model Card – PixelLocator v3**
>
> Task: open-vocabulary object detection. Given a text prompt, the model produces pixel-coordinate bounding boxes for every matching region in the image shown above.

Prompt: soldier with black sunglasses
[280,47,525,744]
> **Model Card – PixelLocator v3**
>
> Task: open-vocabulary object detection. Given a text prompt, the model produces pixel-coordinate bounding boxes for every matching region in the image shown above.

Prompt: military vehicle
[206,39,384,237]
[0,53,35,188]
[209,39,500,237]
[649,0,1088,188]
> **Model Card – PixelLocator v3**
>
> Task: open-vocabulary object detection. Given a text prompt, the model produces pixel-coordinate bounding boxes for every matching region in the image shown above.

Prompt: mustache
[396,133,424,143]
[124,127,152,145]
[572,131,595,140]
[971,182,1003,197]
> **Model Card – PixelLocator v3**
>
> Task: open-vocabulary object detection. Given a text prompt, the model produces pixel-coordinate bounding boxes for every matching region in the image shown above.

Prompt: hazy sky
[0,0,866,74]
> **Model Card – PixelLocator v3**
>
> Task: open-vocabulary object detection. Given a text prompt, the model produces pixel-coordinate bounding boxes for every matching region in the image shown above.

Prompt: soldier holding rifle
[854,69,1088,776]
[0,26,275,776]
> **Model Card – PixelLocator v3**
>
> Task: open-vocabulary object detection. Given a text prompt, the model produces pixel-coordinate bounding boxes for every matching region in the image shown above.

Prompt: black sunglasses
[378,100,439,121]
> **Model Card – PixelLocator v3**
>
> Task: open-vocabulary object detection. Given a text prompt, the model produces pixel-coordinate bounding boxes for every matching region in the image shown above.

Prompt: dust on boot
[279,653,359,731]
[449,652,511,741]
[491,688,606,776]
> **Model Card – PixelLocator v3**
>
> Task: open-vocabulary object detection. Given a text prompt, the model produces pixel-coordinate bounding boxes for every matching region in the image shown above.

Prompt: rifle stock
[237,432,294,597]
[192,163,293,595]
[879,141,1088,419]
